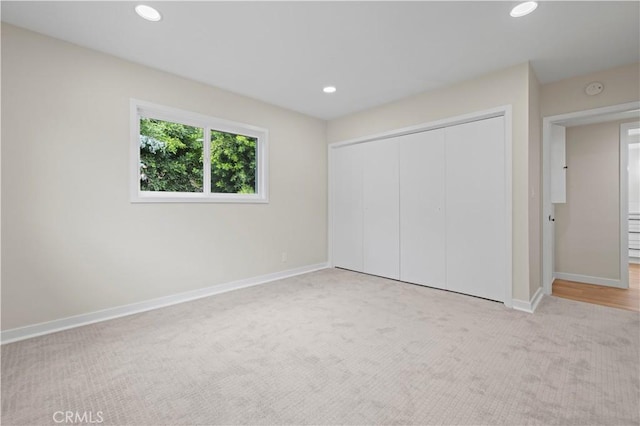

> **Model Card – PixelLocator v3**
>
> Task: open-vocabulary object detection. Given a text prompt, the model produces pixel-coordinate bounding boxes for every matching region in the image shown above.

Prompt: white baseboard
[554,272,624,288]
[512,286,544,314]
[1,262,329,345]
[630,257,640,265]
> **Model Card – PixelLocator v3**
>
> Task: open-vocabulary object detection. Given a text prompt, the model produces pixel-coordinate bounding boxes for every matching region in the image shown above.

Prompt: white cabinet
[445,117,506,302]
[363,138,400,279]
[331,116,508,303]
[550,124,567,203]
[399,130,446,289]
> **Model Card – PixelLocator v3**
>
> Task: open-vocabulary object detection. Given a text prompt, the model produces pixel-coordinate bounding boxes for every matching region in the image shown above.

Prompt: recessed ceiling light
[135,4,162,22]
[510,1,538,17]
[323,86,337,94]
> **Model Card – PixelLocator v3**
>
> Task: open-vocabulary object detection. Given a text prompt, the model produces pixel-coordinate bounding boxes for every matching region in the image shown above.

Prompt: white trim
[503,107,513,308]
[134,99,268,137]
[328,105,513,308]
[130,100,140,202]
[542,119,553,295]
[554,272,624,289]
[327,144,335,267]
[130,99,269,204]
[531,287,544,312]
[512,286,544,313]
[133,191,268,204]
[203,127,212,194]
[1,263,329,345]
[546,102,640,127]
[542,101,640,295]
[330,106,508,149]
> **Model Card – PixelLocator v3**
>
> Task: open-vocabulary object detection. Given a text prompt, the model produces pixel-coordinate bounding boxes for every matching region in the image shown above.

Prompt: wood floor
[552,264,640,312]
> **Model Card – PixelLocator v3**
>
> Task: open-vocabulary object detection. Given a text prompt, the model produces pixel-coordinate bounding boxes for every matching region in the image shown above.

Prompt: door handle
[548,215,555,222]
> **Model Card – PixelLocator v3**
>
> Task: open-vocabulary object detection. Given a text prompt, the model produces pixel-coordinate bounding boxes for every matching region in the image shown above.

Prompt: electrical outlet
[281,252,287,262]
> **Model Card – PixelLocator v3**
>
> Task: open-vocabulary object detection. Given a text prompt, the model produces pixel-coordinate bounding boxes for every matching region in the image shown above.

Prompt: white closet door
[332,144,364,272]
[363,138,400,279]
[445,116,506,302]
[399,129,446,289]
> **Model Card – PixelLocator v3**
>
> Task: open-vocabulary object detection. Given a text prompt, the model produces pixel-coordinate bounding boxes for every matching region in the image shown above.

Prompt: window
[131,100,268,203]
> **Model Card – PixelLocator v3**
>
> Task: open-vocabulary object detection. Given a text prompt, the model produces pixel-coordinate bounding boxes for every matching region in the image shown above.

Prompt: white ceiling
[2,1,639,120]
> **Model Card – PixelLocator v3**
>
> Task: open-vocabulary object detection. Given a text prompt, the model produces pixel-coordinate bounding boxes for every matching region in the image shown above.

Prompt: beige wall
[554,120,632,280]
[528,64,542,298]
[3,23,637,331]
[1,24,328,330]
[541,62,640,117]
[328,63,533,302]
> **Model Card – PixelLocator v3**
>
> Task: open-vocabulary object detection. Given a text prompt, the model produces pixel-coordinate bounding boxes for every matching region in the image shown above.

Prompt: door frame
[621,121,640,266]
[542,101,640,295]
[328,105,513,308]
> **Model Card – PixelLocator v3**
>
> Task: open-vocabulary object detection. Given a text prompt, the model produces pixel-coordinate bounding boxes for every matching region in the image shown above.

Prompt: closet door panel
[332,144,364,272]
[445,117,506,302]
[399,129,446,289]
[363,138,400,279]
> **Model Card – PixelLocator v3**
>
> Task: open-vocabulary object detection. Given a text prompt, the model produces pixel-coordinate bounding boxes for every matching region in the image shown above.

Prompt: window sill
[131,192,269,204]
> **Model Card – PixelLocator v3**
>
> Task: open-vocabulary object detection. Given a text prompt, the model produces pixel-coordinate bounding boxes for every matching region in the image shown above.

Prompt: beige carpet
[2,268,639,425]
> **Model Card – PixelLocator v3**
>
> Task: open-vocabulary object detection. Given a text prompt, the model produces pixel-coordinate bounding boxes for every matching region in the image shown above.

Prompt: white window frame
[130,99,269,203]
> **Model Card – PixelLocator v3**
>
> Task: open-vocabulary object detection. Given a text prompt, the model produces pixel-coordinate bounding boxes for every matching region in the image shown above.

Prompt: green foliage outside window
[139,117,257,194]
[210,131,256,194]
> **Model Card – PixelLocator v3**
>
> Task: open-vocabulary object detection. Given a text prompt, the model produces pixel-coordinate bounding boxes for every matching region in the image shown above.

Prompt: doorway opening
[552,265,639,311]
[625,122,640,266]
[542,102,640,305]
